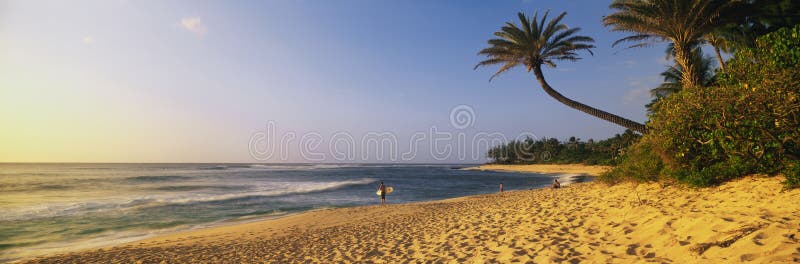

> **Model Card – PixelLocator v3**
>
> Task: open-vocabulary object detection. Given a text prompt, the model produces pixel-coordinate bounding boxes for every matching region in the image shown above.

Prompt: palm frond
[603,0,742,87]
[489,61,520,81]
[475,11,594,81]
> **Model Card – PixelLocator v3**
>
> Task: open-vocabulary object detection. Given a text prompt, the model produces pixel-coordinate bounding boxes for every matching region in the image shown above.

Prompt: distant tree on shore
[475,11,647,133]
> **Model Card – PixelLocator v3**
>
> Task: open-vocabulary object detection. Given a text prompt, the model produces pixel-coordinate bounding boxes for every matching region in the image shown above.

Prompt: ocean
[0,163,589,262]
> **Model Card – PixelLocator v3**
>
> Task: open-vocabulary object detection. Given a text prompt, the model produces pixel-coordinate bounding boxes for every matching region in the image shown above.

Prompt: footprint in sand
[740,253,757,261]
[752,232,768,246]
[626,244,639,255]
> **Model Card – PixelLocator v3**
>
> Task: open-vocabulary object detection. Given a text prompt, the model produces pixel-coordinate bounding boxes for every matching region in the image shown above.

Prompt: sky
[0,0,675,163]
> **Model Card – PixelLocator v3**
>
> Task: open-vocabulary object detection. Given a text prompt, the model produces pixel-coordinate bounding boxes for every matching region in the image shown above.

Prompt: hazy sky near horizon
[1,0,674,163]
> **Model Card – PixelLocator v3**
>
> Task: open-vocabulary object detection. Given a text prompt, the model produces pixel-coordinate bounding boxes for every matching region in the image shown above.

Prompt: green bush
[610,25,800,188]
[647,82,798,185]
[721,25,800,85]
[599,138,663,184]
[784,161,800,189]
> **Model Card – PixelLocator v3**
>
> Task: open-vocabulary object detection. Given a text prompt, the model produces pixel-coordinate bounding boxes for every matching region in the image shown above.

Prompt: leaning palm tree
[603,0,741,88]
[476,11,647,133]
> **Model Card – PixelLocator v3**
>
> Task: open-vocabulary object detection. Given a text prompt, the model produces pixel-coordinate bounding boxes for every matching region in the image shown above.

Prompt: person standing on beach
[378,181,386,205]
[499,182,504,193]
[552,179,561,189]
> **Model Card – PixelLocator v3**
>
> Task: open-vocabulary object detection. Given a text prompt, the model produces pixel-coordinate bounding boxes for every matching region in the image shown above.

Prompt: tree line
[486,130,640,165]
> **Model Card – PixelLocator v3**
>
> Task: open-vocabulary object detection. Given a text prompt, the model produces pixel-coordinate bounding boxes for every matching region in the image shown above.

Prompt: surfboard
[376,186,394,196]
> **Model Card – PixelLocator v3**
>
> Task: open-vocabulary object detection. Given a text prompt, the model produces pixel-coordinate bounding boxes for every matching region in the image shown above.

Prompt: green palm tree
[603,0,741,88]
[646,47,716,113]
[661,42,719,86]
[475,11,647,133]
[704,33,732,72]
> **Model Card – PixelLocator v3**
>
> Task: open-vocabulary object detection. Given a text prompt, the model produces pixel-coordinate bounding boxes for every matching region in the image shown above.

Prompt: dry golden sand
[20,167,800,263]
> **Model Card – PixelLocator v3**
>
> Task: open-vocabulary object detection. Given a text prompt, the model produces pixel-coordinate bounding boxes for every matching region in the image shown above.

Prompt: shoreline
[463,164,612,187]
[463,163,612,176]
[6,164,571,263]
[8,164,585,263]
[17,165,800,263]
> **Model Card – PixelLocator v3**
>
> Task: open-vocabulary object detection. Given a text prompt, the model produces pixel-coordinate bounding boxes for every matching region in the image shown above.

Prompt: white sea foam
[243,164,451,171]
[166,178,376,204]
[244,164,358,170]
[554,173,586,186]
[0,179,376,221]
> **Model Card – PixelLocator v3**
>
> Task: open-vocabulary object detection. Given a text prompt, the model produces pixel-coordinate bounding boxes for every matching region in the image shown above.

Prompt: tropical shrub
[606,25,800,188]
[598,138,663,184]
[783,161,800,189]
[720,24,800,86]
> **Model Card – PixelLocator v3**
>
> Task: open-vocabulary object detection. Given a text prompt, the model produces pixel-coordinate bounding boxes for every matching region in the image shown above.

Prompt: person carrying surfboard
[378,181,386,205]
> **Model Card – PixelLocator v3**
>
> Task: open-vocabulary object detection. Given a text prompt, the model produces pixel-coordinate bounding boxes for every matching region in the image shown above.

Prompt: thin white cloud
[623,76,660,104]
[623,60,636,67]
[623,88,650,104]
[82,36,95,44]
[656,55,672,66]
[180,17,207,37]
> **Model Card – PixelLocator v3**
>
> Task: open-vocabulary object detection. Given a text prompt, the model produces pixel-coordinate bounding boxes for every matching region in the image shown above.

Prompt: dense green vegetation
[481,0,799,188]
[602,25,800,188]
[486,131,640,165]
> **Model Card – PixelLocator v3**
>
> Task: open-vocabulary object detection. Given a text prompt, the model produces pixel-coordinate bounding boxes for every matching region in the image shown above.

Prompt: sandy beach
[19,165,800,263]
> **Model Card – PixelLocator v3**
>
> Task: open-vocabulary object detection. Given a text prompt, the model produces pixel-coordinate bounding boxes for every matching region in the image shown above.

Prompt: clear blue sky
[0,0,672,163]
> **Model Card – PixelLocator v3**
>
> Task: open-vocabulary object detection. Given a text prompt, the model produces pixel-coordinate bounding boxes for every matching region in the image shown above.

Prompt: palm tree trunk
[532,65,647,134]
[673,45,699,88]
[712,44,726,73]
